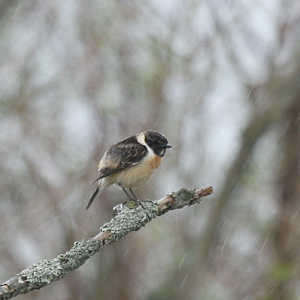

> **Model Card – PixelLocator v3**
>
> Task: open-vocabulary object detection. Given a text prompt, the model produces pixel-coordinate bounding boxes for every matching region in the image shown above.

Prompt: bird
[85,130,172,210]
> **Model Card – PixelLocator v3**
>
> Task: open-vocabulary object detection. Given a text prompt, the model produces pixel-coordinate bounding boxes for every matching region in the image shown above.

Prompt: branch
[0,186,213,300]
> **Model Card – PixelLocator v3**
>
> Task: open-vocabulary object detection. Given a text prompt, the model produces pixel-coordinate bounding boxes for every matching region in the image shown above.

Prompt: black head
[144,130,172,157]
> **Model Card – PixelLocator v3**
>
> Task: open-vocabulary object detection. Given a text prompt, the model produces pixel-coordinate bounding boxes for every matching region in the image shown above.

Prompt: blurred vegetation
[0,1,300,299]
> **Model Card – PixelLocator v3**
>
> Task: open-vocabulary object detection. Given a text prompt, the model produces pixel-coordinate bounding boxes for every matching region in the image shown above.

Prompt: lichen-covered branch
[0,186,213,300]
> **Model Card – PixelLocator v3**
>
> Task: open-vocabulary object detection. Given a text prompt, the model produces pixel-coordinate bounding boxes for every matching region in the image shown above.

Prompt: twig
[0,186,213,300]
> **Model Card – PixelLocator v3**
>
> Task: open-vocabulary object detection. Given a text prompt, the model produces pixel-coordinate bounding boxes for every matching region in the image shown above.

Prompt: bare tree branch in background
[199,57,300,298]
[0,186,213,300]
[271,87,300,300]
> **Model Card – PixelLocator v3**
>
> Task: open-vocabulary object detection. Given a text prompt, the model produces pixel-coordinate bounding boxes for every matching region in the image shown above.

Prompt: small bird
[86,130,172,210]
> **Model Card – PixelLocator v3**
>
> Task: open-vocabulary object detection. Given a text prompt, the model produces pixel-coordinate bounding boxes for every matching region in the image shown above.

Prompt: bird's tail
[85,187,100,210]
[86,178,107,210]
[86,178,112,210]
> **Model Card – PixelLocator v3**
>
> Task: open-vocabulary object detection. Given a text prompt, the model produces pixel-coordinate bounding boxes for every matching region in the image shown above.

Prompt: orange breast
[150,155,163,169]
[107,154,163,188]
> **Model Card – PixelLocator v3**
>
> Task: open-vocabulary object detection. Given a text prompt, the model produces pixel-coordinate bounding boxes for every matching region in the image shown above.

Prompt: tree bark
[0,186,213,300]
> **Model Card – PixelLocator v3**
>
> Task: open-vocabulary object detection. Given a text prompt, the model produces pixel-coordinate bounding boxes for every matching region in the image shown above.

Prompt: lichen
[18,240,99,287]
[171,189,196,207]
[100,201,158,239]
[19,259,63,286]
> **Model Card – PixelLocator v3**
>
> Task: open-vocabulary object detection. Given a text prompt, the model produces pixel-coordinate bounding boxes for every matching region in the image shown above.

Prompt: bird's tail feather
[86,178,110,210]
[85,187,99,210]
[86,180,107,210]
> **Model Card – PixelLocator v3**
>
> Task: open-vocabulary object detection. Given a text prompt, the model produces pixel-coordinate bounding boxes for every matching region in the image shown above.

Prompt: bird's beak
[163,144,172,148]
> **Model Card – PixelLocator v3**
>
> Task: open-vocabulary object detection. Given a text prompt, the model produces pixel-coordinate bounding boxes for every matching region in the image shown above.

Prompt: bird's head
[144,130,172,157]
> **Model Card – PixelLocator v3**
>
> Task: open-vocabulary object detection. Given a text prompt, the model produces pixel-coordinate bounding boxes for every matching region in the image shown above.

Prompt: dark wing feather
[93,140,147,182]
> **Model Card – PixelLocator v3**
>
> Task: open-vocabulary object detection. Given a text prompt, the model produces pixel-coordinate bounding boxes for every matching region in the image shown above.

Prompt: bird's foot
[124,199,153,210]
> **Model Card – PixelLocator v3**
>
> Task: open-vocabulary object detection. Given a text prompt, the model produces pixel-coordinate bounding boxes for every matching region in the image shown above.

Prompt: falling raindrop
[292,205,300,219]
[269,283,278,295]
[122,248,129,259]
[83,214,91,227]
[178,252,187,269]
[153,116,162,128]
[220,237,228,253]
[290,247,298,258]
[195,91,202,105]
[246,83,255,99]
[13,4,22,20]
[260,237,268,253]
[292,263,300,275]
[271,203,279,215]
[179,274,189,289]
[249,204,256,218]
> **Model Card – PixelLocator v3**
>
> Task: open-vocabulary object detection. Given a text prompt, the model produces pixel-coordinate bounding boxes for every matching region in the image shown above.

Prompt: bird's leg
[129,188,138,200]
[121,188,153,221]
[122,188,148,209]
[129,188,153,212]
[122,188,135,201]
[130,188,153,204]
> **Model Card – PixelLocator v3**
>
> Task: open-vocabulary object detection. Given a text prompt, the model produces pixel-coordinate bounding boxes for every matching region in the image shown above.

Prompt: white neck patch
[137,133,155,157]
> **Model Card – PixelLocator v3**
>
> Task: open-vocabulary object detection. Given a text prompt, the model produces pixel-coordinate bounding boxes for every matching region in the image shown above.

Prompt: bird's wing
[93,141,148,182]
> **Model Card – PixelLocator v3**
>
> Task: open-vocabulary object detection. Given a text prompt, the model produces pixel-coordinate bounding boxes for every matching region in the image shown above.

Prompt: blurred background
[0,0,300,299]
